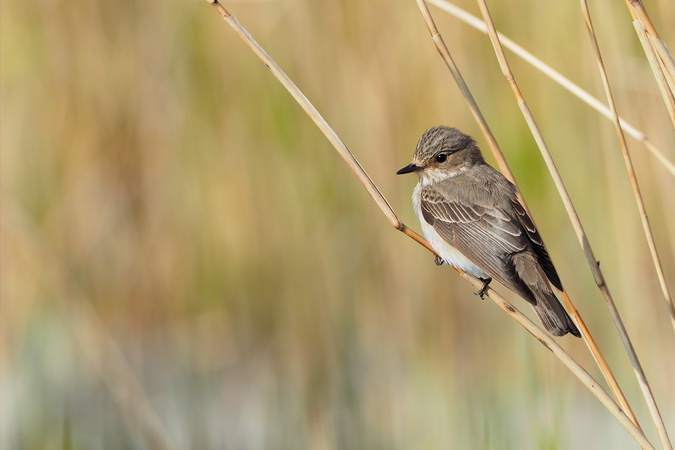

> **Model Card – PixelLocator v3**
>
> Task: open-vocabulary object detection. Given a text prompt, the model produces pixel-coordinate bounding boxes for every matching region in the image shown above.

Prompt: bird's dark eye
[435,153,448,163]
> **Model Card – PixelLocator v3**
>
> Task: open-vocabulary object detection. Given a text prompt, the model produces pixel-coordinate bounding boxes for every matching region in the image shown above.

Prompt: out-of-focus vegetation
[1,0,673,448]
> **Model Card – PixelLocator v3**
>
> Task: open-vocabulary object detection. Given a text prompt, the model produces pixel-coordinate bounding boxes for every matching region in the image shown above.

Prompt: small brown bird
[397,126,580,337]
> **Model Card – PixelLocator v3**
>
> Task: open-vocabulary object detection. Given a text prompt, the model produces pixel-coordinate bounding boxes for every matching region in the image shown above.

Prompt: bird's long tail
[532,290,580,337]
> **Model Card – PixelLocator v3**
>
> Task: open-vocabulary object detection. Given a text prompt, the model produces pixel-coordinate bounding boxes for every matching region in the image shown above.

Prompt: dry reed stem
[412,0,517,187]
[206,2,655,447]
[580,2,674,447]
[633,19,675,127]
[658,49,675,105]
[426,0,675,176]
[556,290,643,434]
[457,276,655,450]
[584,0,675,338]
[413,0,540,245]
[472,0,670,447]
[416,0,641,435]
[650,37,675,95]
[624,1,675,90]
[651,41,675,100]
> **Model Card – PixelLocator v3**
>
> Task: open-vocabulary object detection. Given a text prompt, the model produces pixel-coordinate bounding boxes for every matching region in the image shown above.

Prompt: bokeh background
[2,0,674,448]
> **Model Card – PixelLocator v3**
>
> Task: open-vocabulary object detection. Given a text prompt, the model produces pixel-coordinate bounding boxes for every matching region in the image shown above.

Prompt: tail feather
[532,291,580,337]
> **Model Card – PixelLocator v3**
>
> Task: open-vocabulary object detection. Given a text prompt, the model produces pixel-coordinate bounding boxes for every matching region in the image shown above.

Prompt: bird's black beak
[396,162,421,175]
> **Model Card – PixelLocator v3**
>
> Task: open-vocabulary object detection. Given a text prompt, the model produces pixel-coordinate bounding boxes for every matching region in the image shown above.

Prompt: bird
[397,126,580,337]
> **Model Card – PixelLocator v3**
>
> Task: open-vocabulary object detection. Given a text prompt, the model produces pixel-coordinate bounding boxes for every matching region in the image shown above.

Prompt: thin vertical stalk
[579,0,673,447]
[650,36,675,96]
[583,1,675,339]
[413,0,516,186]
[415,0,640,434]
[625,0,675,86]
[473,0,670,447]
[426,0,675,176]
[633,19,675,127]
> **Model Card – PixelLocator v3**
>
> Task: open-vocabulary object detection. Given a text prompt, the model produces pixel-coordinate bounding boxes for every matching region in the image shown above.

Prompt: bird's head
[396,126,484,185]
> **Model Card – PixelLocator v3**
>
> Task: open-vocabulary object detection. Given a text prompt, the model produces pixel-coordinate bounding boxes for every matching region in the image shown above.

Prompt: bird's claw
[474,277,492,300]
[434,255,445,266]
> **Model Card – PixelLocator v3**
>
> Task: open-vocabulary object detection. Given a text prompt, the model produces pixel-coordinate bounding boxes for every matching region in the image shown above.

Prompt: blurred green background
[1,0,674,448]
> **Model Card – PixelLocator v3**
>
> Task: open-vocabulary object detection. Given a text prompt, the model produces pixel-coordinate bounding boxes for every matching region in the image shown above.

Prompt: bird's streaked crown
[413,126,476,166]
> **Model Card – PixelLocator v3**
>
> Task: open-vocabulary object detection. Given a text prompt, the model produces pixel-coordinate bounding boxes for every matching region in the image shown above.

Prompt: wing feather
[510,198,562,290]
[420,187,536,303]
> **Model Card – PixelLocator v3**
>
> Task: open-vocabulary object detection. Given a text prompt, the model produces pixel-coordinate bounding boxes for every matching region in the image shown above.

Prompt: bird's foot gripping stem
[434,255,445,266]
[474,277,492,300]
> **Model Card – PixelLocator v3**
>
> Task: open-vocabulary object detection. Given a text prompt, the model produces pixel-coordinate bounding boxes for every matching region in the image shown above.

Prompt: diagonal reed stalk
[622,1,675,127]
[412,0,514,184]
[579,0,674,447]
[426,0,675,176]
[470,0,671,448]
[415,0,641,436]
[582,0,675,337]
[206,1,654,447]
[632,18,675,128]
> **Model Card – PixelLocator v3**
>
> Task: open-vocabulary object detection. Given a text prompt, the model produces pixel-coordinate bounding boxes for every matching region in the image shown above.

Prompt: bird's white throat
[418,165,468,186]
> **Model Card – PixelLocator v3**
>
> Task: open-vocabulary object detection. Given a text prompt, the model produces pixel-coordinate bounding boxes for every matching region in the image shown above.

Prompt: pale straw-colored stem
[208,4,400,231]
[580,1,674,447]
[416,0,641,436]
[625,0,675,91]
[585,0,675,340]
[426,0,675,176]
[633,19,675,128]
[207,2,654,446]
[650,36,675,95]
[473,0,669,447]
[557,290,643,436]
[413,0,515,186]
[413,0,540,233]
[458,277,654,450]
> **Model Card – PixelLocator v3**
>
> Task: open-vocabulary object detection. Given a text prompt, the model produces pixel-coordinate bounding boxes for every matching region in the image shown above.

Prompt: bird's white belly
[413,185,487,278]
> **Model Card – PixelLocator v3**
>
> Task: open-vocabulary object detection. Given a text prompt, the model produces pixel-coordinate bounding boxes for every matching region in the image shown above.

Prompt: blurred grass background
[1,0,674,448]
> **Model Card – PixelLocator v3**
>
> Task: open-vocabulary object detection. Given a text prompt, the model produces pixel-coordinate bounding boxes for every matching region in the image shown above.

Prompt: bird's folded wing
[420,187,534,301]
[510,198,563,290]
[421,187,524,254]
